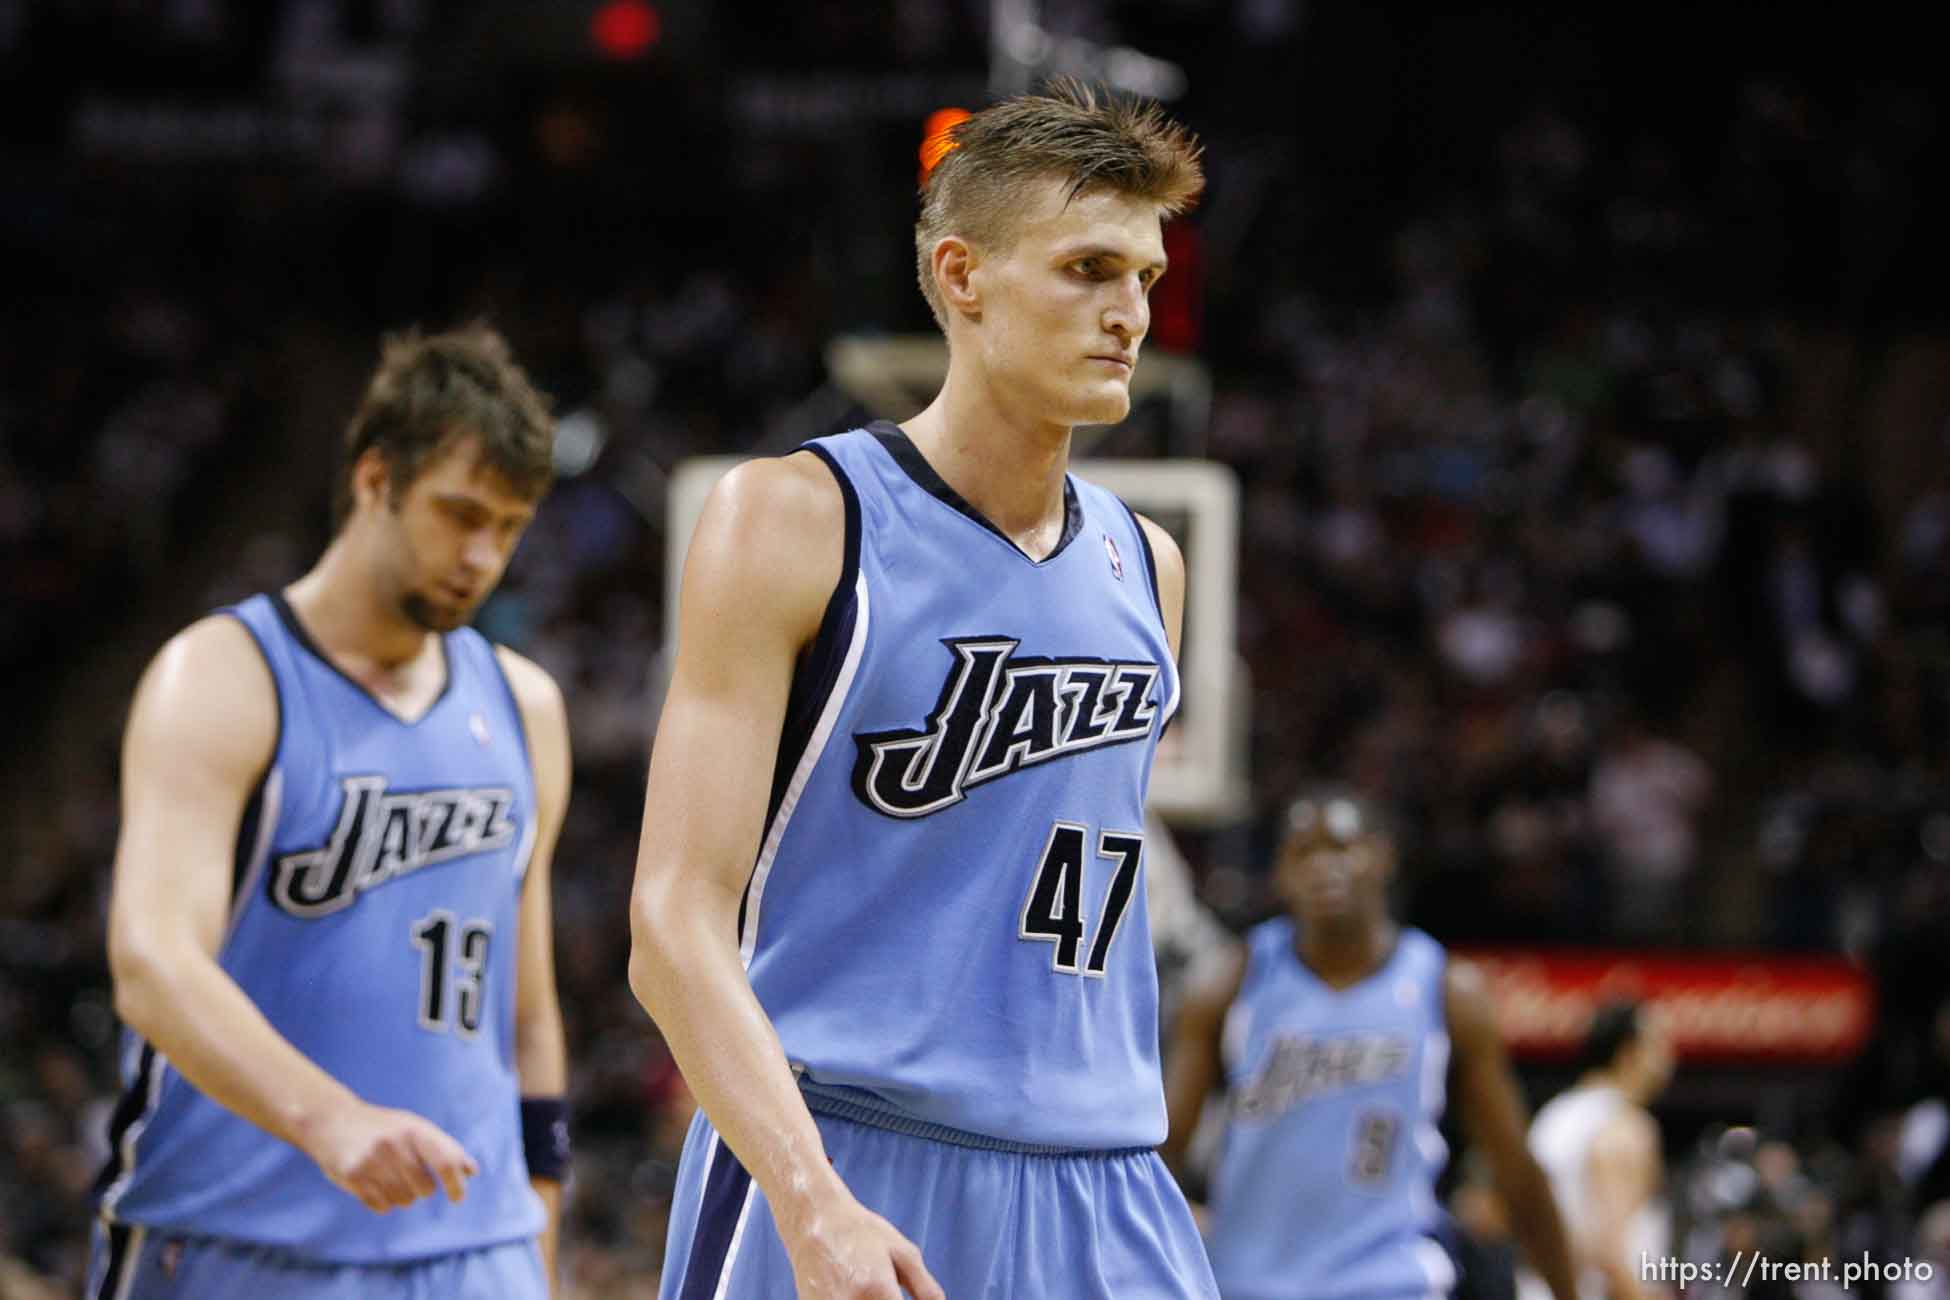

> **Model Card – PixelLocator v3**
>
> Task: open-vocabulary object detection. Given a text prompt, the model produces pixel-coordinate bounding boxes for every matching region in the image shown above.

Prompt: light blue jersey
[1206,920,1454,1300]
[94,593,545,1268]
[744,424,1179,1149]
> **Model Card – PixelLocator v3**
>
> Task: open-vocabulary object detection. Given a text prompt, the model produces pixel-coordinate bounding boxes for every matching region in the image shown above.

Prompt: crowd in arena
[4,3,1949,1295]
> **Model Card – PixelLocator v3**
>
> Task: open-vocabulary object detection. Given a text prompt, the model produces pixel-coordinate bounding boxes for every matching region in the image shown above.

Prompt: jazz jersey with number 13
[745,424,1179,1149]
[94,592,544,1260]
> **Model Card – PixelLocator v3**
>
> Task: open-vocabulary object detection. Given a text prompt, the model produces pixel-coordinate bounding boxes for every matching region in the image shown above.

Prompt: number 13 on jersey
[1019,822,1144,977]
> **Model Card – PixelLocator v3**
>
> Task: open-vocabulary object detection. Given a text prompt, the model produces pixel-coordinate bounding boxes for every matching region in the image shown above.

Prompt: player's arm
[1585,1106,1663,1300]
[1445,960,1580,1300]
[627,455,943,1300]
[1159,940,1245,1179]
[498,647,572,1297]
[108,617,477,1213]
[1133,514,1187,664]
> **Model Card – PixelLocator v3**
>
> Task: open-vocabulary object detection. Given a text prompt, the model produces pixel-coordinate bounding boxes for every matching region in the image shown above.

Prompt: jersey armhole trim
[217,606,284,910]
[1117,499,1167,627]
[739,443,864,947]
[1115,498,1180,732]
[798,443,864,660]
[483,642,539,794]
[483,640,543,892]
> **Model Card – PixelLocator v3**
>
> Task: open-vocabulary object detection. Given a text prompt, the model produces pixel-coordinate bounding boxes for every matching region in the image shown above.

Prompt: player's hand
[303,1100,479,1213]
[777,1195,945,1300]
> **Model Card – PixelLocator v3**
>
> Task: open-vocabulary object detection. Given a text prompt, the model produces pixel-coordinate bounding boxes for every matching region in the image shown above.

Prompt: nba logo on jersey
[1104,532,1124,581]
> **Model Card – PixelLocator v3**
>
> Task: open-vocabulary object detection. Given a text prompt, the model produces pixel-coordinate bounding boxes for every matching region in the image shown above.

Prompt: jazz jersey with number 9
[1206,920,1455,1300]
[95,592,545,1262]
[737,424,1180,1150]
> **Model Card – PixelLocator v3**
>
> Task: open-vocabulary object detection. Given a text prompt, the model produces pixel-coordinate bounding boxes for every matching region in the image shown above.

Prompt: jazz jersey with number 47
[1206,920,1455,1300]
[94,592,545,1261]
[741,424,1180,1150]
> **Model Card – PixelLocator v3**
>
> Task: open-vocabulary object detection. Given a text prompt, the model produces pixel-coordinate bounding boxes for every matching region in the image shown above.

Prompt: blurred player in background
[1523,1001,1676,1300]
[1163,790,1580,1300]
[630,81,1217,1298]
[91,326,572,1298]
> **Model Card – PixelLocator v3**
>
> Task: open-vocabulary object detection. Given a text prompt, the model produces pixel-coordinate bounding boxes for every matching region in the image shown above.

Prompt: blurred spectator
[1588,713,1714,940]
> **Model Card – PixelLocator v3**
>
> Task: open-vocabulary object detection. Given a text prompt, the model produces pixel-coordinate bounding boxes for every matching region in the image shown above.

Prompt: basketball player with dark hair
[92,325,572,1298]
[1163,792,1580,1300]
[630,82,1216,1297]
[1525,1001,1674,1300]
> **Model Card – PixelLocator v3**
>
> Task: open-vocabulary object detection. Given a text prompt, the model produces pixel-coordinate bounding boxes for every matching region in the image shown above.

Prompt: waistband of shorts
[106,1226,538,1270]
[798,1082,1153,1158]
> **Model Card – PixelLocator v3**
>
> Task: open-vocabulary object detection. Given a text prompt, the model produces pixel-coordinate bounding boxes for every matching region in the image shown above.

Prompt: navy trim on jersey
[867,421,1084,564]
[1118,499,1166,626]
[230,778,267,912]
[802,1083,1152,1155]
[269,591,456,725]
[94,1222,133,1300]
[739,444,863,940]
[219,607,284,907]
[92,1044,157,1207]
[482,642,540,893]
[765,445,863,833]
[679,1139,755,1300]
[485,645,537,790]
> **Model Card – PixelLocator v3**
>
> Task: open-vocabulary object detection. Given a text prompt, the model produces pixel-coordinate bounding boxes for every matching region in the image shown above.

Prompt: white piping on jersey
[107,1223,146,1300]
[98,1050,170,1221]
[222,766,284,947]
[739,572,872,968]
[512,808,539,887]
[712,1179,759,1300]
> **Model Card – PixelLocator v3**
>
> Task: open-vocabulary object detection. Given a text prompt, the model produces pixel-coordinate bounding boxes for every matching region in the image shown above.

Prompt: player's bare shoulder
[681,450,849,650]
[492,645,571,797]
[126,613,278,779]
[1443,956,1501,1050]
[491,645,566,737]
[706,451,846,554]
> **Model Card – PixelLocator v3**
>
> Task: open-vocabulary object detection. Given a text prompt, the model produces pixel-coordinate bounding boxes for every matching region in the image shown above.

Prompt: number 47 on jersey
[1019,822,1143,978]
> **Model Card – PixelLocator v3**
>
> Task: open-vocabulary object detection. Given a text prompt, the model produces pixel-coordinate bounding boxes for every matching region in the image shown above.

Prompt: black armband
[521,1096,572,1182]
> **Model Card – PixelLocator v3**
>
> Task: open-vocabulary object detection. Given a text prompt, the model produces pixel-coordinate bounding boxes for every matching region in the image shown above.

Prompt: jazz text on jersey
[850,636,1161,819]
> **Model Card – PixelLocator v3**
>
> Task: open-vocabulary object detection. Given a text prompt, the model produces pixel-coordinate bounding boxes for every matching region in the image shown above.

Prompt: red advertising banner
[1452,948,1877,1064]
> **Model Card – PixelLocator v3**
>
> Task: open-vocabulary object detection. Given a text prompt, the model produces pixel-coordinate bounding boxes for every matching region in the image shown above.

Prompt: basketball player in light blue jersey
[1163,793,1580,1300]
[631,82,1218,1298]
[91,326,573,1299]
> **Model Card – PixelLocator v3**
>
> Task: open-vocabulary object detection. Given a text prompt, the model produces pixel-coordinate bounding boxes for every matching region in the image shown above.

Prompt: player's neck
[287,538,437,672]
[1296,917,1397,990]
[902,380,1072,559]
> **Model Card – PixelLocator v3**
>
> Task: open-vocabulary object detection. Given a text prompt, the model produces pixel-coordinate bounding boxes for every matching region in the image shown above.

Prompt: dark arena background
[4,2,1950,1295]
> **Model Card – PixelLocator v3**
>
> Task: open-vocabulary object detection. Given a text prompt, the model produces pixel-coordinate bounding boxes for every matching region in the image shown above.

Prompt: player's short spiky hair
[914,78,1204,333]
[335,323,555,529]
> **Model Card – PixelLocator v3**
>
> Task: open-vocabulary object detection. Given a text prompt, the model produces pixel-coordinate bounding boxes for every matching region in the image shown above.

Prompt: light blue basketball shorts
[660,1091,1219,1298]
[86,1221,546,1300]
